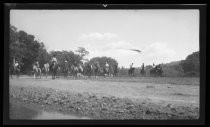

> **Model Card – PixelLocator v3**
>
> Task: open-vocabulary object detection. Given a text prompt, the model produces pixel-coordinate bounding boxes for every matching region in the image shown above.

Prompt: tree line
[9,25,119,75]
[10,25,199,77]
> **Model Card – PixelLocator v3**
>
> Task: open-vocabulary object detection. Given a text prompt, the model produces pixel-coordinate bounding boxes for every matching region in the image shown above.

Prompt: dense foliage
[9,25,88,74]
[89,56,118,68]
[180,51,200,76]
[9,25,199,77]
[10,25,47,73]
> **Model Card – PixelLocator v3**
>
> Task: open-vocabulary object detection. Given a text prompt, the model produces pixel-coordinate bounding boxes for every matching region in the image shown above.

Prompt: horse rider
[73,61,77,66]
[51,55,58,64]
[35,61,40,68]
[64,60,68,64]
[105,61,109,69]
[64,60,68,68]
[64,60,68,73]
[152,63,155,68]
[130,63,134,69]
[96,61,100,68]
[78,62,84,74]
[141,63,145,70]
[157,64,162,70]
[14,60,19,68]
[43,62,50,72]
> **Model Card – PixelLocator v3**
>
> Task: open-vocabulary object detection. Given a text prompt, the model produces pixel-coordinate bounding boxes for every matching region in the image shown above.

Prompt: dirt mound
[10,85,199,119]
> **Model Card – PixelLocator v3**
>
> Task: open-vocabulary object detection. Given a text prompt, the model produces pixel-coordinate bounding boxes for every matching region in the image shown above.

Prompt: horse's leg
[40,70,41,79]
[52,71,54,79]
[54,70,56,79]
[17,70,20,78]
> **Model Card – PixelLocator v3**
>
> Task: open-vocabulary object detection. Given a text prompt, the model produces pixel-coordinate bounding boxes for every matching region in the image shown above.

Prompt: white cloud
[83,41,176,67]
[83,40,142,67]
[79,33,149,67]
[102,40,137,51]
[84,40,140,56]
[78,32,118,41]
[143,42,176,64]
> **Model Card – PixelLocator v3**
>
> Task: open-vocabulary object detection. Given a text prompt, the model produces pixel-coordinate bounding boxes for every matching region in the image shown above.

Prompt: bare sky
[10,10,199,68]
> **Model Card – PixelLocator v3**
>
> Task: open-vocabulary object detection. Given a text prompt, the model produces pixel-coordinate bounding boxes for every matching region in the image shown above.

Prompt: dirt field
[9,76,199,119]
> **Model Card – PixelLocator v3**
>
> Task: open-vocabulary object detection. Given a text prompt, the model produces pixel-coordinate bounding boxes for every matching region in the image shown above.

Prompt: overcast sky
[10,10,199,68]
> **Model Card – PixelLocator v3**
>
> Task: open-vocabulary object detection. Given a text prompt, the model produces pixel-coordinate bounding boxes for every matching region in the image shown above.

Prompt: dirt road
[9,76,199,119]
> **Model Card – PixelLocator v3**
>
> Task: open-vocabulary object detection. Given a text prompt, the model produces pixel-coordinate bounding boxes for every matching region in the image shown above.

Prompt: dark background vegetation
[9,25,199,77]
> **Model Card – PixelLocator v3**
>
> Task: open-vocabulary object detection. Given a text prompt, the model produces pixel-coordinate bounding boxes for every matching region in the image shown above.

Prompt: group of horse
[32,61,61,79]
[29,61,119,79]
[9,61,163,79]
[9,62,21,78]
[128,64,163,77]
[62,62,119,79]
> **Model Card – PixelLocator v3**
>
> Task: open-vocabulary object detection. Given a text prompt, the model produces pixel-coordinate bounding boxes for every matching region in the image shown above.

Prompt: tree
[9,26,26,65]
[180,51,199,76]
[89,56,118,68]
[9,25,49,74]
[75,47,89,59]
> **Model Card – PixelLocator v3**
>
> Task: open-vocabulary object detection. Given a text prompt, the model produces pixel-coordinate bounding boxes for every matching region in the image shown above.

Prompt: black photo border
[3,3,206,125]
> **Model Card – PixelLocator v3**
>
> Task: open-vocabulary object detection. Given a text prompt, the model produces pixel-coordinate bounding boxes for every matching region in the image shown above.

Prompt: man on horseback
[49,55,59,79]
[93,61,100,78]
[35,61,40,68]
[130,63,134,69]
[14,60,19,68]
[129,63,135,77]
[113,64,118,77]
[140,63,145,76]
[77,62,84,77]
[86,62,92,78]
[152,63,155,68]
[42,62,50,78]
[33,61,42,78]
[13,60,21,78]
[141,63,145,70]
[105,62,109,68]
[51,55,58,65]
[150,63,163,77]
[33,61,41,79]
[104,61,109,77]
[70,61,78,78]
[63,60,69,78]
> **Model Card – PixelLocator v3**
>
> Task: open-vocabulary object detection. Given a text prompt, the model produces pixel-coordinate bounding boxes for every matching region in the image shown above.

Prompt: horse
[71,65,79,78]
[149,65,163,77]
[33,64,42,79]
[113,65,119,77]
[109,65,114,77]
[92,63,101,78]
[85,63,92,78]
[140,68,146,76]
[42,63,50,78]
[77,64,84,78]
[128,67,135,77]
[10,64,21,78]
[49,62,59,79]
[103,66,109,77]
[63,63,69,78]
